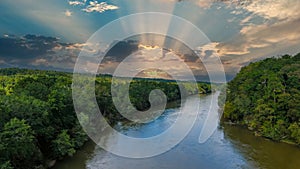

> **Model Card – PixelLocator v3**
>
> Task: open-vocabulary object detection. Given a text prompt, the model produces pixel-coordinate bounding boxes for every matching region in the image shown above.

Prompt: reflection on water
[224,126,300,169]
[54,93,300,169]
[86,93,250,169]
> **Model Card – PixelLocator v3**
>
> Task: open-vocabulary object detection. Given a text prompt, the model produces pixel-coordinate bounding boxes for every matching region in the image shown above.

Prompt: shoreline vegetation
[220,53,300,147]
[0,68,211,169]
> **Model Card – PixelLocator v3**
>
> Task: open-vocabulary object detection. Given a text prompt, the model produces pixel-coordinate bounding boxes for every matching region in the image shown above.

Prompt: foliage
[222,53,300,144]
[52,130,76,158]
[0,161,13,169]
[0,118,39,169]
[0,68,211,168]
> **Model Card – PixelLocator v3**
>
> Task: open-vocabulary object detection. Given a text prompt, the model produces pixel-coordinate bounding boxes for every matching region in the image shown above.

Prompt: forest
[0,68,211,169]
[222,53,300,145]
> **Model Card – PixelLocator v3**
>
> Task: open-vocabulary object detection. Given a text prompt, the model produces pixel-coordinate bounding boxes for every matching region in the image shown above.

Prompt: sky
[0,0,300,81]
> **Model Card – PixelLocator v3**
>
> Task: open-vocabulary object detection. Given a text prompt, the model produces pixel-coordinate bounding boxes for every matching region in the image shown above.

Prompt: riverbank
[221,121,300,147]
[54,94,300,169]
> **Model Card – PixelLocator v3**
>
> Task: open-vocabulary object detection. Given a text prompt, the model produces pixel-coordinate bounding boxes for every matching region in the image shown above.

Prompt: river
[54,93,300,169]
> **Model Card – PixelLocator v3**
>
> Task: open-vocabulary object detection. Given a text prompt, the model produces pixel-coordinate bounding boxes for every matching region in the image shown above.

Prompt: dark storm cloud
[0,34,84,70]
[0,35,146,71]
[0,34,59,60]
[181,53,199,62]
[104,40,139,62]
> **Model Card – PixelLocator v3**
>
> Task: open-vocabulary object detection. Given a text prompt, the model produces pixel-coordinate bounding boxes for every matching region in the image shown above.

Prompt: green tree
[288,123,300,144]
[52,130,76,159]
[0,118,39,169]
[0,161,13,169]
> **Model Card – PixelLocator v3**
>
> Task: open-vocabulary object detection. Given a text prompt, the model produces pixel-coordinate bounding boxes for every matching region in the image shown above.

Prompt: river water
[54,93,300,169]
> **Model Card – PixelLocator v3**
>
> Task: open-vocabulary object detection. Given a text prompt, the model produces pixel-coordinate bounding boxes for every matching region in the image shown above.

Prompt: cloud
[97,40,211,80]
[104,40,139,62]
[181,0,300,20]
[196,42,220,59]
[68,0,85,6]
[179,0,300,74]
[0,35,227,81]
[82,1,119,13]
[239,0,300,21]
[192,0,214,8]
[0,34,59,59]
[0,34,85,70]
[210,16,300,75]
[64,10,72,17]
[180,0,300,22]
[217,17,300,57]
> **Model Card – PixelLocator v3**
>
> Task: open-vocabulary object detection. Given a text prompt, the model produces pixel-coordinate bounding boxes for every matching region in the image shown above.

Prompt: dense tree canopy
[0,68,211,169]
[222,53,300,145]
